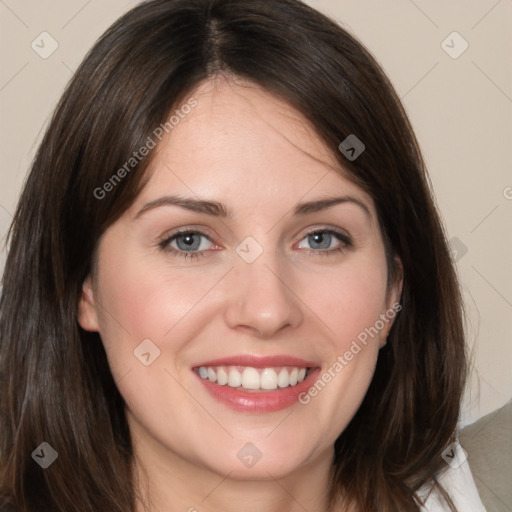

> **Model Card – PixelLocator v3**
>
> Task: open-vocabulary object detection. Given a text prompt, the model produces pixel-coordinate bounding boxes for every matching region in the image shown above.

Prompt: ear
[78,275,99,332]
[379,256,403,348]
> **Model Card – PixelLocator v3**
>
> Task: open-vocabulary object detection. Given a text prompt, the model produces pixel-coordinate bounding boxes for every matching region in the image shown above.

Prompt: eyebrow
[134,194,371,220]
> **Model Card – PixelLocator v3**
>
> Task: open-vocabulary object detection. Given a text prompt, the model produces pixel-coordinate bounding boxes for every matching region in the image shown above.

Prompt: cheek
[93,243,228,373]
[307,251,389,350]
[97,260,193,337]
[290,248,389,435]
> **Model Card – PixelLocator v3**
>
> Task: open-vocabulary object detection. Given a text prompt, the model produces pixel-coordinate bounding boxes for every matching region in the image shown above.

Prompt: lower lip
[194,368,321,413]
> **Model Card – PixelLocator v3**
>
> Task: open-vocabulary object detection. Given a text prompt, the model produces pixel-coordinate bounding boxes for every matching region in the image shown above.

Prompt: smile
[192,355,320,413]
[196,365,311,391]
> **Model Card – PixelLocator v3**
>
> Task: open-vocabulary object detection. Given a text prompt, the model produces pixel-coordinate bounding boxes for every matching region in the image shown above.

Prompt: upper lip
[193,354,318,369]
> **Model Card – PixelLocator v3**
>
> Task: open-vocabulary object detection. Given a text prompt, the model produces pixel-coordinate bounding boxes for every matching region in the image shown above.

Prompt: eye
[159,230,215,259]
[296,229,351,255]
[158,228,351,260]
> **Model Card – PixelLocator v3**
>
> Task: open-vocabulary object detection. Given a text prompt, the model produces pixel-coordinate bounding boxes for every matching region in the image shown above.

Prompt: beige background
[0,0,511,427]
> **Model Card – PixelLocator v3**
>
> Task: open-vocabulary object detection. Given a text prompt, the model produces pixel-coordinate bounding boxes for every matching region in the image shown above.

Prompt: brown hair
[0,0,466,510]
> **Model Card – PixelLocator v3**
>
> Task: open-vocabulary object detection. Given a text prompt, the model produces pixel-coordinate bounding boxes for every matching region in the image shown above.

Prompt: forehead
[129,76,373,216]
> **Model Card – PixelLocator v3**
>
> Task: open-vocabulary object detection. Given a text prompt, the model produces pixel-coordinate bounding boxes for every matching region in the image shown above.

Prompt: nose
[223,250,303,339]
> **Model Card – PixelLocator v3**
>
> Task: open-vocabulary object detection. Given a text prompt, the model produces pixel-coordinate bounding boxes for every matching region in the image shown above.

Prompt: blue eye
[159,228,351,261]
[159,231,213,260]
[297,229,351,254]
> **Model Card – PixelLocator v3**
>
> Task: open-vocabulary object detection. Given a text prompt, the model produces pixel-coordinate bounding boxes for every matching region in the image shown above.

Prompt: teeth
[217,368,229,385]
[277,368,289,388]
[207,367,217,383]
[228,368,242,388]
[197,365,310,391]
[260,368,278,390]
[242,367,260,390]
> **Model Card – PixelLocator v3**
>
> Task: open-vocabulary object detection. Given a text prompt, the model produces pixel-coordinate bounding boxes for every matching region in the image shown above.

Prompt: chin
[196,443,315,481]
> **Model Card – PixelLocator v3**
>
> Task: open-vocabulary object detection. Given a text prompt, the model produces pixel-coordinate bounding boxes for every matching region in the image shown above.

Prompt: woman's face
[79,77,401,482]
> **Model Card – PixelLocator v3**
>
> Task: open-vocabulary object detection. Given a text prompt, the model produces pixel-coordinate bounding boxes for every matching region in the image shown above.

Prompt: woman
[0,0,485,510]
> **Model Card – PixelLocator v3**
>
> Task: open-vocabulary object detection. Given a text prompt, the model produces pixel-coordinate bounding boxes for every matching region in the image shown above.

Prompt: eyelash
[158,228,352,261]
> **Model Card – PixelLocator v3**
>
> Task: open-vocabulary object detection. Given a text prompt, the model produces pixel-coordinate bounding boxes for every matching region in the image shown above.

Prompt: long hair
[0,1,466,510]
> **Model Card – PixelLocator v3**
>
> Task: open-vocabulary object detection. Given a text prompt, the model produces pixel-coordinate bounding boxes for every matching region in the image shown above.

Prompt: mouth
[192,355,321,413]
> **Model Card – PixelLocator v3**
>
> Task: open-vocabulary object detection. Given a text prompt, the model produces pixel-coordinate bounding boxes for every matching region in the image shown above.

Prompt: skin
[78,75,402,512]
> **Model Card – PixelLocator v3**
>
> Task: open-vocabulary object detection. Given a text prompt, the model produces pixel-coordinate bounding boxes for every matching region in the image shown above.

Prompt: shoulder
[416,444,487,512]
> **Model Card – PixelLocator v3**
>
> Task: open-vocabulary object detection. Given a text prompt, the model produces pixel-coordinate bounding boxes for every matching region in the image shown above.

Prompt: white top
[416,444,487,511]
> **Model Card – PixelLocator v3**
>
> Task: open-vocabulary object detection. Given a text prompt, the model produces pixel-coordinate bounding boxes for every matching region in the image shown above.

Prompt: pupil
[310,232,330,249]
[177,234,200,251]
